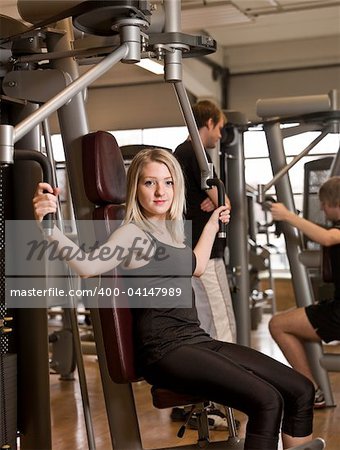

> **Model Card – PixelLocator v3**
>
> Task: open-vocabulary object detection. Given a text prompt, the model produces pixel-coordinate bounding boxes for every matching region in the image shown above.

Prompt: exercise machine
[256,90,340,408]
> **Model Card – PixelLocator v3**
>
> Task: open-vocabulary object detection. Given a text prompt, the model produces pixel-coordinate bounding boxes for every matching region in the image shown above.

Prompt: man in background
[269,176,340,409]
[173,100,237,430]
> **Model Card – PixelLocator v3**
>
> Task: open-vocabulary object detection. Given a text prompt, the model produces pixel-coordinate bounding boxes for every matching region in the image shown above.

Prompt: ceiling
[190,0,340,46]
[1,0,339,47]
[0,1,339,87]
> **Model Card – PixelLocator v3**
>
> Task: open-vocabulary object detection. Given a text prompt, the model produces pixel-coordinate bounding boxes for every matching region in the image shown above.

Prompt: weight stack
[0,353,17,449]
[0,160,17,448]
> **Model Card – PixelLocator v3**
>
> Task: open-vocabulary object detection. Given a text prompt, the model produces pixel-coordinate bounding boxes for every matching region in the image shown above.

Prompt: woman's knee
[246,386,284,442]
[261,386,284,414]
[283,377,314,437]
[297,375,315,407]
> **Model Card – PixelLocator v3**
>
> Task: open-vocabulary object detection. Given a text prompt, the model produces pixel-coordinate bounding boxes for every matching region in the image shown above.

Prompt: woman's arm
[32,182,151,277]
[45,224,141,277]
[270,203,340,247]
[193,205,230,276]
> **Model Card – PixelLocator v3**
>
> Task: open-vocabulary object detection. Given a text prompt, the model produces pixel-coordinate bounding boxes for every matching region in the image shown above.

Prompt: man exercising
[269,176,340,408]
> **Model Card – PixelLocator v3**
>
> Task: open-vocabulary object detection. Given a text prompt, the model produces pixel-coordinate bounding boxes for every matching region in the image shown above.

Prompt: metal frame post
[226,127,251,346]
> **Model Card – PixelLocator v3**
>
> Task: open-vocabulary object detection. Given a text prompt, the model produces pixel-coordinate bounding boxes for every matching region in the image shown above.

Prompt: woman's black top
[119,234,212,369]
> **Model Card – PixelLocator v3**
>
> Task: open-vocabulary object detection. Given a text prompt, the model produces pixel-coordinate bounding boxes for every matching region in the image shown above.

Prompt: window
[113,126,188,151]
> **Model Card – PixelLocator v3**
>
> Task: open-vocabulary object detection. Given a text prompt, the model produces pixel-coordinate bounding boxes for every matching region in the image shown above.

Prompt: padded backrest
[82,130,140,383]
[83,130,126,205]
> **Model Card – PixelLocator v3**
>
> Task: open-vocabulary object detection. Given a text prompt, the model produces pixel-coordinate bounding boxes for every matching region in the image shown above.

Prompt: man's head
[319,176,340,221]
[192,100,226,149]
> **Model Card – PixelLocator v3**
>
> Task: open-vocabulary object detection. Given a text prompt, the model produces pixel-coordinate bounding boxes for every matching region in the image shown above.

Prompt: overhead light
[136,59,164,75]
[181,2,251,30]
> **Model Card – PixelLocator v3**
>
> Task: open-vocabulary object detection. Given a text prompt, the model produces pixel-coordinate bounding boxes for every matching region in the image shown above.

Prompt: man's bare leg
[269,308,320,384]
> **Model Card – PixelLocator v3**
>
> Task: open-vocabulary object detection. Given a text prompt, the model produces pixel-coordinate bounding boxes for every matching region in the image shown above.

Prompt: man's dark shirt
[174,140,224,259]
[330,222,340,300]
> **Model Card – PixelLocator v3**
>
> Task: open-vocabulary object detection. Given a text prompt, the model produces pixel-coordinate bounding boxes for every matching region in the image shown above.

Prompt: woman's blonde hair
[124,148,185,243]
[319,176,340,207]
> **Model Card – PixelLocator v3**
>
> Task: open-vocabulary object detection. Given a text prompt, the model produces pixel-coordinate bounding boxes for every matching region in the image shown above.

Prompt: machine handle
[206,178,227,239]
[14,149,54,235]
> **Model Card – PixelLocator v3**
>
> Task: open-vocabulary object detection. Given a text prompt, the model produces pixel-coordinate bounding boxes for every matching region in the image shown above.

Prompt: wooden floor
[37,315,340,450]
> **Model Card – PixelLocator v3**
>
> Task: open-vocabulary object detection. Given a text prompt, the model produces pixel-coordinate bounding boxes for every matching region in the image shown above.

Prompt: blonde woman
[33,149,315,450]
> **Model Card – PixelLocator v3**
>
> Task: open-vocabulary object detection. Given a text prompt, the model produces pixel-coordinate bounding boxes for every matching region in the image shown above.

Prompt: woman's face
[137,161,174,220]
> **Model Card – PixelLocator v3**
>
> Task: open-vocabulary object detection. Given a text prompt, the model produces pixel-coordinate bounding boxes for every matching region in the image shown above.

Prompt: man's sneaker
[187,411,228,431]
[188,408,241,431]
[314,387,326,409]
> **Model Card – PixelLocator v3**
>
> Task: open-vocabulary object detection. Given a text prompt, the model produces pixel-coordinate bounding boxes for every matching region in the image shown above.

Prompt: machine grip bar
[206,178,227,239]
[14,149,54,235]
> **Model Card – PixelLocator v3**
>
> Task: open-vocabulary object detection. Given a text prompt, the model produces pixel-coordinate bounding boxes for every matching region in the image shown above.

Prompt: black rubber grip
[14,149,54,234]
[206,178,227,238]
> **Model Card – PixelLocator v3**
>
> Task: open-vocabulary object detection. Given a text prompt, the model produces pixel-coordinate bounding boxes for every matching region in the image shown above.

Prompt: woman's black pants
[143,340,314,450]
